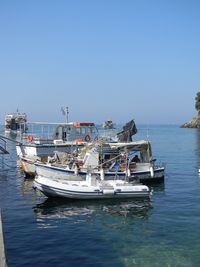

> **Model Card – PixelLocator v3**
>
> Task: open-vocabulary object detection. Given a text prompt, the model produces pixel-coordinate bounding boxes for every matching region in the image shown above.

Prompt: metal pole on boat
[66,107,69,123]
[100,168,104,180]
[61,106,69,123]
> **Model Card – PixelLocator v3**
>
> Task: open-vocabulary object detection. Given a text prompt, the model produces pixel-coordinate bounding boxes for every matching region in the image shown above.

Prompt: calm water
[1,125,200,267]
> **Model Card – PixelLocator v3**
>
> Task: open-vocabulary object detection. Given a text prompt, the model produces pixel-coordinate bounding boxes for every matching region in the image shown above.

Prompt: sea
[1,124,200,267]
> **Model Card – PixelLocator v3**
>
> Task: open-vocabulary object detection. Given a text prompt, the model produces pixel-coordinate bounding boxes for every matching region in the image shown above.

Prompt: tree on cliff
[195,92,200,115]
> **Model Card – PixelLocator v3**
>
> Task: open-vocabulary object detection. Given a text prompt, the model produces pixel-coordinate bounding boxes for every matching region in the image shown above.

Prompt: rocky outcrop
[181,115,200,128]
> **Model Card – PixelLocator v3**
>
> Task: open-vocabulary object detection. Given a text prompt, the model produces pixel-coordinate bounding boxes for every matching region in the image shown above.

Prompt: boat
[18,155,43,177]
[17,121,99,177]
[102,120,115,129]
[33,173,151,199]
[16,121,98,157]
[19,119,165,183]
[5,111,28,134]
[34,140,165,183]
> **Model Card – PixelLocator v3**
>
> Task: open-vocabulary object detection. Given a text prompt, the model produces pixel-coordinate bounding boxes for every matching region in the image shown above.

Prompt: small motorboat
[33,174,151,200]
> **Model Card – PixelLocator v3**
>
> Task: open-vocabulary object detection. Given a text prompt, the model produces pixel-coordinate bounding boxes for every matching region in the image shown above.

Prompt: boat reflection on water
[149,182,165,193]
[33,197,152,228]
[30,180,165,229]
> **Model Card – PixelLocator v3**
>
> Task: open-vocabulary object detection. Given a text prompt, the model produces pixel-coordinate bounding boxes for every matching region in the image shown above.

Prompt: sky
[0,0,200,125]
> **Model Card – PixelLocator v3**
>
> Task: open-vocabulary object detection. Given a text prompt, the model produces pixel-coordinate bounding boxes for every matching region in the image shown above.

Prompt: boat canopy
[106,140,152,162]
[82,140,153,166]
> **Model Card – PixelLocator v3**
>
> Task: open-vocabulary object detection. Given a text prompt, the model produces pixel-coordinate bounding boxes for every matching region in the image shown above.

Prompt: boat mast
[66,107,69,123]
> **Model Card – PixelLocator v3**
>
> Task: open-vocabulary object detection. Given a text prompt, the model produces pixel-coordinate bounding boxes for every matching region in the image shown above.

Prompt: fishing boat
[16,122,98,157]
[19,119,165,183]
[18,119,137,177]
[35,140,165,183]
[16,121,99,176]
[33,173,151,199]
[5,111,28,134]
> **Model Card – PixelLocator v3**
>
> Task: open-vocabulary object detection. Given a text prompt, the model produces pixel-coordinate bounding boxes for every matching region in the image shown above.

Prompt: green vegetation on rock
[195,92,200,115]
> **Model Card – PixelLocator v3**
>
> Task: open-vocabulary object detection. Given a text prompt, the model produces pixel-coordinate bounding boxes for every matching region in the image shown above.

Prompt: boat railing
[23,123,57,141]
[155,161,166,169]
[0,137,9,154]
[21,134,54,144]
[98,128,118,141]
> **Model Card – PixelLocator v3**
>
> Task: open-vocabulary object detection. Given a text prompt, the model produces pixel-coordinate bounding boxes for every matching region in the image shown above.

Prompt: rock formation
[181,114,200,128]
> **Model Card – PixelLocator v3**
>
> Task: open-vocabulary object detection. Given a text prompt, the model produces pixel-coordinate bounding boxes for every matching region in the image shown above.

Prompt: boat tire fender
[150,166,154,177]
[85,135,91,142]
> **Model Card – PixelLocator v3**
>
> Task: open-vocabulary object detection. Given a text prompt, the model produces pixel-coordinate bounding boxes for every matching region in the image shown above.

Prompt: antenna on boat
[146,126,150,140]
[61,106,69,123]
[66,107,69,123]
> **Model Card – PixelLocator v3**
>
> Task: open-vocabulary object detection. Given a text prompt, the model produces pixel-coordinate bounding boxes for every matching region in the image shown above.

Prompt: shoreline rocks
[181,115,200,128]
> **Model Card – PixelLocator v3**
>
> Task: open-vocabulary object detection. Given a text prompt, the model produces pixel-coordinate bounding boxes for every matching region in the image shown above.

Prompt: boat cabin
[53,122,98,142]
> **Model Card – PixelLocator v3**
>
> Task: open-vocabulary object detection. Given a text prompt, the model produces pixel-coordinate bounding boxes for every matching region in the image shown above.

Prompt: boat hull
[20,157,36,177]
[35,162,165,184]
[19,155,165,183]
[16,142,84,157]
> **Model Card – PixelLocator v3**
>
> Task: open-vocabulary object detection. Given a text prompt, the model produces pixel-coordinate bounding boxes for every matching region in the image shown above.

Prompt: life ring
[85,135,91,142]
[27,134,33,142]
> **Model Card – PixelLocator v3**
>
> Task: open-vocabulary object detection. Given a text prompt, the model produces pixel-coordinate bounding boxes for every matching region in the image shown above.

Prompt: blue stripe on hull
[35,163,165,178]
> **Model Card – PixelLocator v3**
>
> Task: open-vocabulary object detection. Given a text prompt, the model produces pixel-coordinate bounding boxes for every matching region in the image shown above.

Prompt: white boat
[17,121,99,176]
[18,119,138,177]
[35,140,165,183]
[33,173,151,199]
[5,111,28,134]
[16,121,98,157]
[19,119,165,183]
[16,122,98,157]
[16,122,98,176]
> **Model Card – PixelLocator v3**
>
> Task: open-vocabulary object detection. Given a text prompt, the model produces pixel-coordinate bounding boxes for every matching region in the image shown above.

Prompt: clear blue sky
[0,0,199,124]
